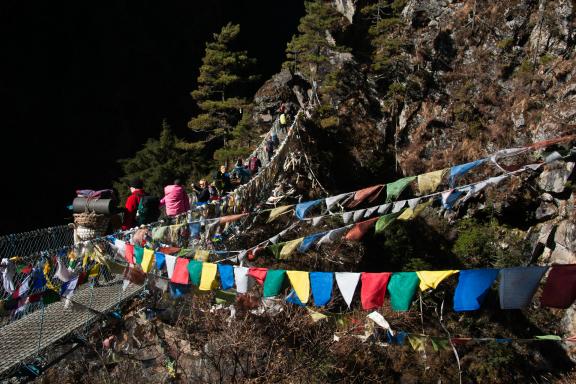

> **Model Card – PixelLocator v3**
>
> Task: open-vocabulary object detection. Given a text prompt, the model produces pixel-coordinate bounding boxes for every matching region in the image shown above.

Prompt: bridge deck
[0,277,142,375]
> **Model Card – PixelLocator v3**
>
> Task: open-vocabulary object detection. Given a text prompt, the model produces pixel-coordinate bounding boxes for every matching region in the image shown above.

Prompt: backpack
[248,156,260,171]
[136,195,161,225]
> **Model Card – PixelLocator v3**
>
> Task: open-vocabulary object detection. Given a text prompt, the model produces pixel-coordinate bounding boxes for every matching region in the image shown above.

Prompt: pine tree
[115,119,202,199]
[361,0,410,88]
[186,23,257,151]
[284,0,348,80]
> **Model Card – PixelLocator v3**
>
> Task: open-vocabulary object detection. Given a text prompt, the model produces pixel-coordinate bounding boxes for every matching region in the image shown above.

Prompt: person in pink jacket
[160,179,190,217]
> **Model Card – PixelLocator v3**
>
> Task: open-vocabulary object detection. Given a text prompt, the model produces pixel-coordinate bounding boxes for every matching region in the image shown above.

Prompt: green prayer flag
[430,337,450,351]
[134,246,144,264]
[387,272,419,311]
[152,226,168,241]
[535,335,562,341]
[263,270,286,297]
[386,176,416,203]
[267,243,285,259]
[375,212,400,233]
[187,260,203,286]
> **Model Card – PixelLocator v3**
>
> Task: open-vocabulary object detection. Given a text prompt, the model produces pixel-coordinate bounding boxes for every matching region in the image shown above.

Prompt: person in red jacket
[160,179,190,217]
[122,178,145,230]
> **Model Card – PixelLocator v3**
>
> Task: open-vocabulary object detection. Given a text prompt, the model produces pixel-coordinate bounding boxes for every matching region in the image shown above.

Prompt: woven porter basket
[73,212,109,241]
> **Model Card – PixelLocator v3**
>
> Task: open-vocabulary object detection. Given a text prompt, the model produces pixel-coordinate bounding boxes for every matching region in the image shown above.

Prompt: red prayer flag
[171,258,190,284]
[344,217,379,241]
[361,272,392,310]
[125,243,135,264]
[541,264,576,309]
[248,267,268,286]
[219,213,248,224]
[347,185,385,209]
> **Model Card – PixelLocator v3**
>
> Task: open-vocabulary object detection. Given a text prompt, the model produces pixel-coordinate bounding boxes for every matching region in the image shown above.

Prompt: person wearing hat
[122,177,145,230]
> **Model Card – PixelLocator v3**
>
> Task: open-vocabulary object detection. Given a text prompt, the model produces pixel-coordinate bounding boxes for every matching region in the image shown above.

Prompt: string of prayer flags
[416,270,459,291]
[361,272,392,310]
[325,192,353,212]
[387,272,419,311]
[171,258,190,285]
[335,272,360,308]
[287,271,310,303]
[124,243,135,264]
[1,259,15,294]
[310,272,333,306]
[449,159,486,187]
[279,238,304,259]
[295,199,323,220]
[187,260,203,286]
[499,266,547,309]
[218,264,235,290]
[267,205,294,223]
[453,269,499,312]
[417,169,447,195]
[342,211,354,224]
[344,217,379,241]
[386,176,416,203]
[199,263,218,291]
[248,267,268,286]
[165,255,177,279]
[348,185,385,208]
[234,266,251,293]
[263,270,286,297]
[391,200,406,213]
[540,264,576,308]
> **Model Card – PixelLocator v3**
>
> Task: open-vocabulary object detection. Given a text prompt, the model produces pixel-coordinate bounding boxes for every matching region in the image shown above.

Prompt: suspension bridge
[0,113,298,380]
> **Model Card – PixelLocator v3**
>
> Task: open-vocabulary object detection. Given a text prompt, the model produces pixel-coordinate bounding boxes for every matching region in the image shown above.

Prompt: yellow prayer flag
[199,263,218,291]
[397,208,414,221]
[398,201,432,221]
[416,270,459,291]
[286,271,310,303]
[279,238,304,260]
[88,264,100,278]
[266,205,294,223]
[195,249,210,262]
[417,169,447,195]
[141,248,155,273]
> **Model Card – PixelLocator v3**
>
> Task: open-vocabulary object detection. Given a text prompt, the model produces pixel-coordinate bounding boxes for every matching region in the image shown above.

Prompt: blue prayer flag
[295,199,322,220]
[286,289,306,306]
[298,232,327,253]
[154,252,166,271]
[449,159,486,186]
[189,222,201,239]
[498,266,547,309]
[453,269,499,311]
[310,272,333,306]
[218,264,235,290]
